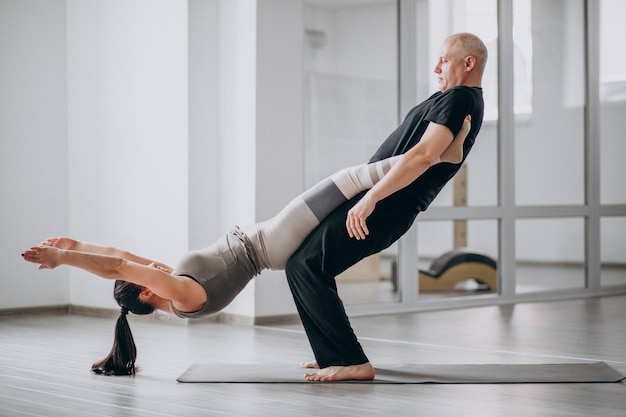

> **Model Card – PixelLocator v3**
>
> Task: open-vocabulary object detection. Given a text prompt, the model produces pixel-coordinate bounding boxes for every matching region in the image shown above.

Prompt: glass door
[303,0,400,304]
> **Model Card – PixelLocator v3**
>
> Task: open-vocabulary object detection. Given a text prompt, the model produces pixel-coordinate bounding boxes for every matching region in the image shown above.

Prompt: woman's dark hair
[91,280,155,376]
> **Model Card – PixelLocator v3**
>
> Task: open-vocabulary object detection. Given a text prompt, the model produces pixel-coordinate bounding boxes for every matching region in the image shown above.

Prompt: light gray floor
[1,295,626,417]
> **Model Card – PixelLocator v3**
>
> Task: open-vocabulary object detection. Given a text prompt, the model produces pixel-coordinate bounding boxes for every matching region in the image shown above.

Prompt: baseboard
[0,304,297,327]
[0,305,70,317]
[253,313,301,326]
[69,304,119,319]
[187,312,301,326]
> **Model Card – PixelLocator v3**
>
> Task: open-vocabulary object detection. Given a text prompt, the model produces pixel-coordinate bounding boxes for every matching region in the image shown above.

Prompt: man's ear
[139,288,153,301]
[465,55,476,71]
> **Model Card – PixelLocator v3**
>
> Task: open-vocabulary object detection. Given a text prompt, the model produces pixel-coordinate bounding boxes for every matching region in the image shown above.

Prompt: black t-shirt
[369,86,484,212]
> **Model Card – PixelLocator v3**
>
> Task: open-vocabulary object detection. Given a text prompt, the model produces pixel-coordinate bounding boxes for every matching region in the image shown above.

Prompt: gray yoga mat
[177,361,624,384]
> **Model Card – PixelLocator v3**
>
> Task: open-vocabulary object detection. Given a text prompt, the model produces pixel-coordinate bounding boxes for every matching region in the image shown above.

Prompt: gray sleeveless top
[170,228,268,318]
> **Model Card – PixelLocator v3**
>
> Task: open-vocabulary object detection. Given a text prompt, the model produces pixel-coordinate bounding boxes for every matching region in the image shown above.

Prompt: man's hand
[346,194,377,240]
[344,120,460,240]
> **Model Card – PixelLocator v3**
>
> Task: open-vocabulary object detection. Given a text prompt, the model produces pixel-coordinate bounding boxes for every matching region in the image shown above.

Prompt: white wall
[0,0,193,311]
[0,0,304,317]
[0,0,70,309]
[253,0,304,317]
[214,0,258,317]
[66,0,189,309]
[216,0,305,318]
[189,0,222,248]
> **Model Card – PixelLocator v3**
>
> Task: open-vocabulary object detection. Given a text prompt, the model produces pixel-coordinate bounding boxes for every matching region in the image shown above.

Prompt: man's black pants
[285,196,418,368]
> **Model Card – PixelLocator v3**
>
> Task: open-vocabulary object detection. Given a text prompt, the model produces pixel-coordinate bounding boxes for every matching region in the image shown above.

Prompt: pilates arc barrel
[418,248,497,292]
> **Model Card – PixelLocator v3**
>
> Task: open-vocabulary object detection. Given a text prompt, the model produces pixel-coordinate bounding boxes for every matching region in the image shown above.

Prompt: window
[304,0,400,305]
[600,0,626,204]
[514,0,585,206]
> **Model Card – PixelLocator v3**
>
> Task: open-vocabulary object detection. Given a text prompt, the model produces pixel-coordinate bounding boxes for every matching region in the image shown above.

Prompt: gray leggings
[243,155,400,269]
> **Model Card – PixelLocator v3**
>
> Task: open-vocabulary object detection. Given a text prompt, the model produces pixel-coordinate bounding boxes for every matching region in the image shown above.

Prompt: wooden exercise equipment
[418,247,497,292]
[416,164,497,292]
[339,164,498,292]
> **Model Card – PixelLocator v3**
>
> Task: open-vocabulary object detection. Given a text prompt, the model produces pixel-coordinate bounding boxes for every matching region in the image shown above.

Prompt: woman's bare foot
[440,115,471,164]
[302,362,375,382]
[300,360,319,369]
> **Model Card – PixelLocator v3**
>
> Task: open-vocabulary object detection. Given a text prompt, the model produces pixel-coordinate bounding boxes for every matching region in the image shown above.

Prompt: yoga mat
[177,361,624,384]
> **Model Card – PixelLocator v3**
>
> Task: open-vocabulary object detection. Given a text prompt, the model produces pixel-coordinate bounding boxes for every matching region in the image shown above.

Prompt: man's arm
[346,121,455,240]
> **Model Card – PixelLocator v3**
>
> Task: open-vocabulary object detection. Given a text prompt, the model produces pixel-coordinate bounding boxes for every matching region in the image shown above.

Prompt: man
[285,33,488,382]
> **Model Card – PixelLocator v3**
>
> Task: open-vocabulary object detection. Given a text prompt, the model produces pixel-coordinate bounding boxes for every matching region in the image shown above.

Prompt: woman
[22,117,470,375]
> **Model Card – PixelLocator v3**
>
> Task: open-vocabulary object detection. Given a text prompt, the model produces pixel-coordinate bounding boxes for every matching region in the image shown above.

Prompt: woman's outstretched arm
[22,246,205,312]
[41,237,173,272]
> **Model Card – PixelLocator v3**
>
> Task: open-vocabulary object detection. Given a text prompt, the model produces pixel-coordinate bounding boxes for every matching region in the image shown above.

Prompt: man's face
[433,39,468,91]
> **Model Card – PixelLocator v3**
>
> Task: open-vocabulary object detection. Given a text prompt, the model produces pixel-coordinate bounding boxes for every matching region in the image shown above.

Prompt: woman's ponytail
[91,307,138,375]
[92,281,155,376]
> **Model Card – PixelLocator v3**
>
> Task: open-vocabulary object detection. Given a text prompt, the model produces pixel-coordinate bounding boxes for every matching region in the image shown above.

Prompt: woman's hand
[148,262,173,274]
[22,246,63,270]
[346,194,377,240]
[41,237,77,250]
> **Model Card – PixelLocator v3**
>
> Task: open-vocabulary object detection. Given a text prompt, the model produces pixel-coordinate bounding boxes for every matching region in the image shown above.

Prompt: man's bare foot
[302,362,375,382]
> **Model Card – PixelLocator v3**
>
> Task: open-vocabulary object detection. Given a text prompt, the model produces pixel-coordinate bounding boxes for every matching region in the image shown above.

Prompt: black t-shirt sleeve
[424,87,474,136]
